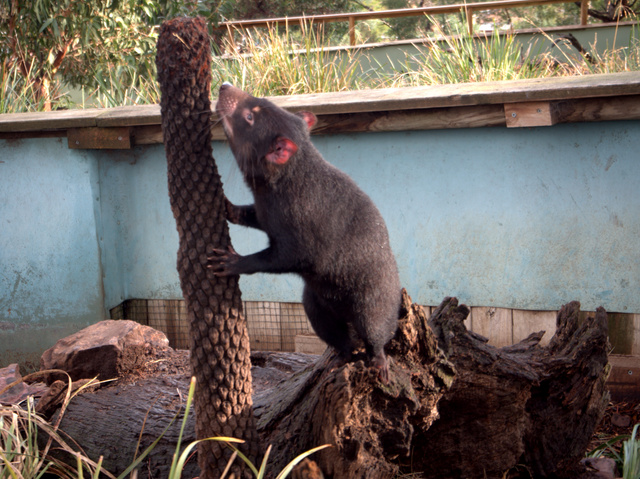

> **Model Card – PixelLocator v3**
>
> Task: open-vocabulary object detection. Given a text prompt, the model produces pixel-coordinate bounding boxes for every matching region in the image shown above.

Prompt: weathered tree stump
[49,293,608,478]
[256,292,609,479]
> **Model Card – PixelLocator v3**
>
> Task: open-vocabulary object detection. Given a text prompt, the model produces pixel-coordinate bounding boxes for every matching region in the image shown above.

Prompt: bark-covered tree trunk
[156,17,259,478]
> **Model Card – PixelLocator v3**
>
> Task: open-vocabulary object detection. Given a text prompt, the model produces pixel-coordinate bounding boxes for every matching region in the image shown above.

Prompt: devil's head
[215,83,317,186]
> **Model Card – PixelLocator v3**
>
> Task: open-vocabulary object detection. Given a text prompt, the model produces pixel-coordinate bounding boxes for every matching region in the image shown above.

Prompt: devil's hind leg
[302,286,354,358]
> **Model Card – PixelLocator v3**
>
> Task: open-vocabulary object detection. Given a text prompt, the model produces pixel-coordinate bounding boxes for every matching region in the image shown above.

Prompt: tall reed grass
[0,59,69,114]
[378,16,639,87]
[211,23,365,97]
[0,376,106,479]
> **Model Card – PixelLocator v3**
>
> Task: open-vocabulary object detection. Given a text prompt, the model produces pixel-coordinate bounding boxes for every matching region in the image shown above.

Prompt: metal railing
[216,0,591,46]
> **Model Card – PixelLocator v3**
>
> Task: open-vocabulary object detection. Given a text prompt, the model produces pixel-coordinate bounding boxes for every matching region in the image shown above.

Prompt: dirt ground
[591,399,640,450]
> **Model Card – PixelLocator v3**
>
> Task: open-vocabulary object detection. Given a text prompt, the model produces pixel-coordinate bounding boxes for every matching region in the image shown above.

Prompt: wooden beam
[67,127,132,150]
[608,354,640,401]
[554,94,640,123]
[505,101,558,127]
[215,0,582,29]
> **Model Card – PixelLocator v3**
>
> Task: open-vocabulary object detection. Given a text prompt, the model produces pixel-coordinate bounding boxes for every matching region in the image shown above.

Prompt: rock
[611,413,632,428]
[0,363,30,405]
[40,320,170,383]
[0,363,47,405]
[581,457,618,479]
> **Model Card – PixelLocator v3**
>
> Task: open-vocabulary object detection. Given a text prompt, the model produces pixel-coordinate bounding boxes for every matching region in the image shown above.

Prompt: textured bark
[255,293,609,479]
[254,291,455,478]
[156,17,259,478]
[54,373,198,479]
[415,298,610,478]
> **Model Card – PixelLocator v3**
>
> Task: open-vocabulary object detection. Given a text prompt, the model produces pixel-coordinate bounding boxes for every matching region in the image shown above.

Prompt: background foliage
[0,0,638,112]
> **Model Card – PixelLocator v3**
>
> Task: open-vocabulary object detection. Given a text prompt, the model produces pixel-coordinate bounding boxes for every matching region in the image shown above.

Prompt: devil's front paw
[207,246,241,276]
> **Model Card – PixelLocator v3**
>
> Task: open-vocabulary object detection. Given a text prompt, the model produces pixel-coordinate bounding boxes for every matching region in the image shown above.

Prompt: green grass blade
[169,437,245,479]
[275,444,332,479]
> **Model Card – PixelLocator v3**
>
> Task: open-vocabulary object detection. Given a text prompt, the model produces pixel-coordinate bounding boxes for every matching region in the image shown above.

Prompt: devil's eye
[246,112,253,122]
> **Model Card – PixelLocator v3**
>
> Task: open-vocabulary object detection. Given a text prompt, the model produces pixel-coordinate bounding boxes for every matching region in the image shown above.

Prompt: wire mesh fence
[110,298,319,352]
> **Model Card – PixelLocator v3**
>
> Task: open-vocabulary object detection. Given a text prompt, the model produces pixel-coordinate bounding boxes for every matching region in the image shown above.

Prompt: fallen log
[49,293,609,478]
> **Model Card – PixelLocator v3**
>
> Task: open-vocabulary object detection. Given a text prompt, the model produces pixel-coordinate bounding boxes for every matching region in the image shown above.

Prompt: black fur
[210,84,401,381]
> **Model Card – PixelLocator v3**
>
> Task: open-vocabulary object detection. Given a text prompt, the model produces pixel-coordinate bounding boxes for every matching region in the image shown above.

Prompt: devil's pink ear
[297,111,317,130]
[266,137,298,165]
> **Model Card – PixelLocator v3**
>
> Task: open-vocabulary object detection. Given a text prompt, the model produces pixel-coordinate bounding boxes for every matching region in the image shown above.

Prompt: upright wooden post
[465,6,474,35]
[580,0,590,25]
[348,15,356,45]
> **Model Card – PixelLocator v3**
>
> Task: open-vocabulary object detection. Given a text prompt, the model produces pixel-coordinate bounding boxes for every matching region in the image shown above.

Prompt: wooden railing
[216,0,591,46]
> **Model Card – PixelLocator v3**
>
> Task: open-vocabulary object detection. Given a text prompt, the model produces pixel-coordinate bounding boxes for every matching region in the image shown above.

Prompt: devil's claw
[207,246,240,276]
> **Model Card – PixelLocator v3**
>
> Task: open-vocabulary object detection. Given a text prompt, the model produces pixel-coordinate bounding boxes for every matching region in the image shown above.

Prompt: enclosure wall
[1,120,639,366]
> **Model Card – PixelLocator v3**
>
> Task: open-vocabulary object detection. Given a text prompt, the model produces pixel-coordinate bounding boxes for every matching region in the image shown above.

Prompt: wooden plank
[295,334,327,355]
[0,108,103,133]
[608,354,640,401]
[268,72,640,115]
[68,127,131,149]
[512,309,557,346]
[607,312,640,356]
[0,131,66,141]
[96,104,161,128]
[505,101,557,127]
[632,314,640,356]
[133,125,165,145]
[2,72,639,140]
[312,105,506,135]
[470,307,513,347]
[555,94,640,123]
[133,94,640,145]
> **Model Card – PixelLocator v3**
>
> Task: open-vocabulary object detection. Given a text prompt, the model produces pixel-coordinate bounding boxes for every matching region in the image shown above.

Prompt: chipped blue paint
[1,120,639,366]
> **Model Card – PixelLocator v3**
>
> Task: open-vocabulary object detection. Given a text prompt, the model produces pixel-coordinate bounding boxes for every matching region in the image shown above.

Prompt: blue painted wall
[228,123,640,312]
[1,120,639,366]
[0,138,104,366]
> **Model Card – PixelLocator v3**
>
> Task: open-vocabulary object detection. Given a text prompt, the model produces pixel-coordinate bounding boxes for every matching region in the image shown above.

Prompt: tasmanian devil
[209,83,401,382]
